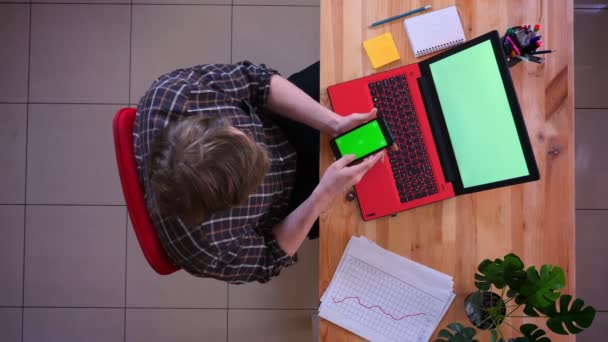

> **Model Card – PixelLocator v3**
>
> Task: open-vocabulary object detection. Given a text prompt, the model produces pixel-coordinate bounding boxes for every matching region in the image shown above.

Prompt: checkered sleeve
[184,223,296,284]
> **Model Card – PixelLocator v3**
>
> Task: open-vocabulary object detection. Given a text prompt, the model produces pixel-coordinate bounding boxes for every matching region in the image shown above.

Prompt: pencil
[369,5,432,28]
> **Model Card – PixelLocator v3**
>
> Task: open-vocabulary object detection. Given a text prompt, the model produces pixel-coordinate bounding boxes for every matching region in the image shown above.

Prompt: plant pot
[464,291,506,330]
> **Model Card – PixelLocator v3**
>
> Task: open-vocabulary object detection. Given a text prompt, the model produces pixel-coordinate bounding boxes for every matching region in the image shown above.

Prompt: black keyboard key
[366,75,437,203]
[414,192,426,199]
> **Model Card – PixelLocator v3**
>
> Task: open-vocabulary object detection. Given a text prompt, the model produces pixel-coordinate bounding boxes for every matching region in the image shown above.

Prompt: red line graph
[331,296,426,321]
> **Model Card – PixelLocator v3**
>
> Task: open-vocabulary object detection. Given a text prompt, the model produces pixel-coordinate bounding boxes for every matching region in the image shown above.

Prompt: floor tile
[0,5,29,103]
[133,0,229,5]
[577,311,608,342]
[126,221,227,308]
[0,308,22,342]
[574,9,608,108]
[0,104,26,203]
[26,104,124,205]
[228,309,314,342]
[576,210,608,310]
[232,6,320,76]
[126,309,227,342]
[235,0,319,5]
[0,206,24,306]
[24,206,126,307]
[229,239,318,309]
[130,5,231,103]
[575,109,608,209]
[23,308,124,342]
[35,0,128,3]
[29,4,130,103]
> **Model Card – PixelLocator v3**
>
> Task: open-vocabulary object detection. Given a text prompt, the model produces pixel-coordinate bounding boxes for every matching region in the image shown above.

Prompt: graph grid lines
[325,256,443,341]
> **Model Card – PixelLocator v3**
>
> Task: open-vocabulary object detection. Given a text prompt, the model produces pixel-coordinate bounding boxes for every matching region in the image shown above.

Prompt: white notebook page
[404,6,466,58]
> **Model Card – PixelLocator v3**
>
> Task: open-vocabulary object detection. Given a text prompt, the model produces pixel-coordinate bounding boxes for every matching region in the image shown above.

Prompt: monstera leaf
[475,259,494,291]
[541,295,596,335]
[435,323,478,342]
[489,324,549,342]
[516,265,565,308]
[475,254,526,291]
[517,324,551,342]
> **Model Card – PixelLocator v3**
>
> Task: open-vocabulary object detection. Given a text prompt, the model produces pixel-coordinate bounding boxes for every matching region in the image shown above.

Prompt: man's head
[148,115,270,225]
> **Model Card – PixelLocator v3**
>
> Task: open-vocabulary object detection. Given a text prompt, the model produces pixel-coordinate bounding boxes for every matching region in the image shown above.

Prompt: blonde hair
[148,115,269,226]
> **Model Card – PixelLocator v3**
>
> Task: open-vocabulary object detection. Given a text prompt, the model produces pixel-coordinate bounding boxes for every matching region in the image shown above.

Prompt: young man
[134,61,381,284]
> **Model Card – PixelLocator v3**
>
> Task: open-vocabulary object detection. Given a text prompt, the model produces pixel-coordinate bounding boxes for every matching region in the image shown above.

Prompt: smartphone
[330,117,395,162]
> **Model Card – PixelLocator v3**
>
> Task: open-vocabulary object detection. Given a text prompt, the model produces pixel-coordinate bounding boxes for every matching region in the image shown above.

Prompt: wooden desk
[319,1,574,341]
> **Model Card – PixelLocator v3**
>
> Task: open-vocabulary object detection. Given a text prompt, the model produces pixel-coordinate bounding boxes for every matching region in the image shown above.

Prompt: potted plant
[435,254,596,342]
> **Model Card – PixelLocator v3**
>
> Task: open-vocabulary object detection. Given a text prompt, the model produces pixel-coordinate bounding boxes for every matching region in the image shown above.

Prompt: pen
[528,49,555,55]
[369,5,432,28]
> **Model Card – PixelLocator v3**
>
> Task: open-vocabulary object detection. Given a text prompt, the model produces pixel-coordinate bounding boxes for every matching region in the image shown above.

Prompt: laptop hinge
[417,75,458,184]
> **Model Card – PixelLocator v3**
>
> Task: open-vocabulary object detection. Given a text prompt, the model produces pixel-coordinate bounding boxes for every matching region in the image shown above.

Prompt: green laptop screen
[428,40,529,188]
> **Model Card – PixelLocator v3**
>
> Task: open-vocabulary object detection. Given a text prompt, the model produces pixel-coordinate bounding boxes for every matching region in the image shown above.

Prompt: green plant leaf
[435,323,479,342]
[474,254,526,292]
[523,303,542,317]
[518,265,565,308]
[503,254,526,291]
[475,259,494,290]
[489,329,507,342]
[542,294,596,335]
[517,323,551,342]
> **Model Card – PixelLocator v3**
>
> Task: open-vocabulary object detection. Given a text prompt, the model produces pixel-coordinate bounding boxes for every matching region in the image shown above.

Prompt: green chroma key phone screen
[429,40,529,188]
[335,120,387,159]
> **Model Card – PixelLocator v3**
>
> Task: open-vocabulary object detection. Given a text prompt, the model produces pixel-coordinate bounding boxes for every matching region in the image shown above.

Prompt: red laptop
[328,31,540,220]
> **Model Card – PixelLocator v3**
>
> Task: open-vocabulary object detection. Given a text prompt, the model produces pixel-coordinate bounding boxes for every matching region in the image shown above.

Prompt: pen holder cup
[501,34,522,68]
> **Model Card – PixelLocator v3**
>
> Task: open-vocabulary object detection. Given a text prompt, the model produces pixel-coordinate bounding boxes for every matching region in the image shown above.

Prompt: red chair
[113,108,179,275]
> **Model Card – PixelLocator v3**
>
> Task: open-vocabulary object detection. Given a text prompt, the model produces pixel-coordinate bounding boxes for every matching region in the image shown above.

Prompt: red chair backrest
[112,108,179,275]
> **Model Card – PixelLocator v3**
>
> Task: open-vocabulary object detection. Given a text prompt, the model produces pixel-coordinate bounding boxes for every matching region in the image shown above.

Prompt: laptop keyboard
[368,75,438,203]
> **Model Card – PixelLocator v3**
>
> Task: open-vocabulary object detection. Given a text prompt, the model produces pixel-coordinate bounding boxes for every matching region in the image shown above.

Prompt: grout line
[229,0,233,64]
[123,0,132,320]
[0,2,320,6]
[1,305,317,310]
[128,0,133,108]
[19,203,127,207]
[226,280,229,341]
[574,107,608,110]
[14,2,133,5]
[576,208,608,211]
[123,204,129,342]
[226,2,232,334]
[24,102,130,105]
[227,7,232,339]
[133,3,319,6]
[22,4,33,342]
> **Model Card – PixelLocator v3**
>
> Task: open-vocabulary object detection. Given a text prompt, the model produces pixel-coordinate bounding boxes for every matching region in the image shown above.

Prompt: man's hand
[313,152,384,210]
[332,108,377,137]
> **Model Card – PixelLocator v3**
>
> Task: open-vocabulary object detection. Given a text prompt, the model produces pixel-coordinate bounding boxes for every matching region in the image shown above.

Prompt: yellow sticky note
[363,32,401,69]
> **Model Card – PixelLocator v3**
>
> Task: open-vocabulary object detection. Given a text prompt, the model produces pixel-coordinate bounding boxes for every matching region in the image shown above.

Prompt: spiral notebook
[404,6,466,58]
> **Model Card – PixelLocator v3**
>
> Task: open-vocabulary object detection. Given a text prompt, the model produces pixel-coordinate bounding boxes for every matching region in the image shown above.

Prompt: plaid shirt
[134,62,297,283]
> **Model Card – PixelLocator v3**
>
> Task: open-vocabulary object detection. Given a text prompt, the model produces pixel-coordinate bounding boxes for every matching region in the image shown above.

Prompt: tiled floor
[0,0,606,341]
[574,2,608,341]
[0,0,319,341]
